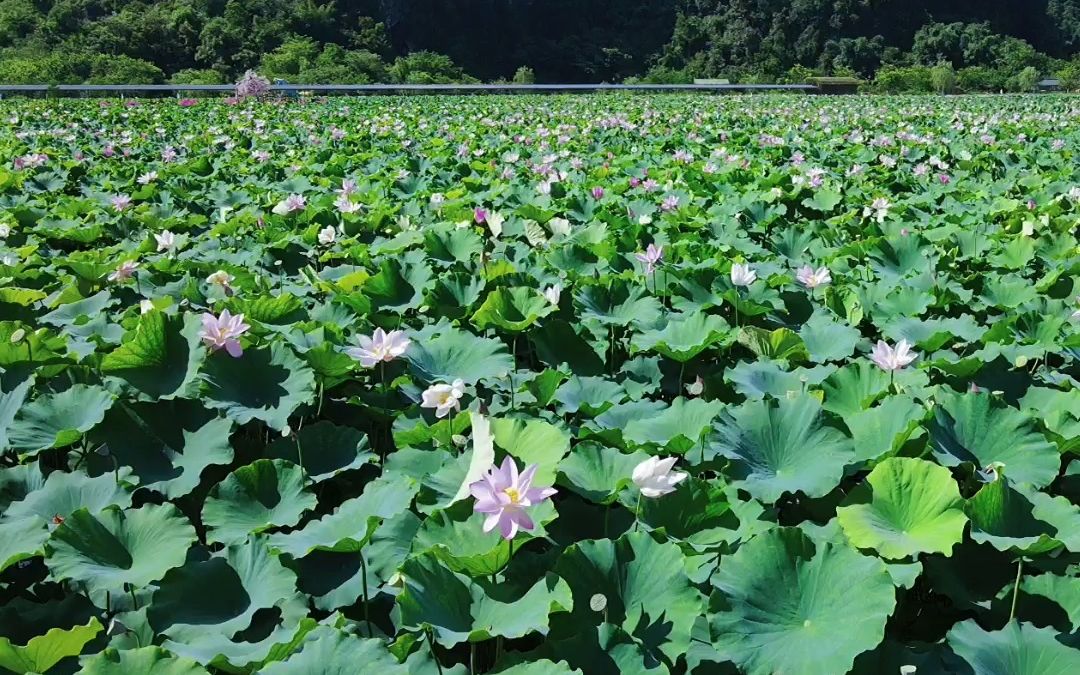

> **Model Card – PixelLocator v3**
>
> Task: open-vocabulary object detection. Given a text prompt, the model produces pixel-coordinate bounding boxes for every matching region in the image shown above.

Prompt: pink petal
[225,340,243,358]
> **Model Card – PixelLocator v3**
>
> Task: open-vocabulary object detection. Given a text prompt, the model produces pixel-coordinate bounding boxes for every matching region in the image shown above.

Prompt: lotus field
[3,94,1080,674]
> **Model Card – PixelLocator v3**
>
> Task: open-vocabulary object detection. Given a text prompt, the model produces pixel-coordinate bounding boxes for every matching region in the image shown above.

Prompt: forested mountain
[1,0,1078,85]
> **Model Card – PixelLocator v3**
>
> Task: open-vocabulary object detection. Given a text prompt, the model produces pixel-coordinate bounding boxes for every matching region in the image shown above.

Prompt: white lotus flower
[730,263,757,287]
[317,226,337,245]
[345,328,411,368]
[632,456,688,498]
[543,284,562,306]
[796,265,831,289]
[421,379,466,418]
[870,339,918,371]
[154,230,177,252]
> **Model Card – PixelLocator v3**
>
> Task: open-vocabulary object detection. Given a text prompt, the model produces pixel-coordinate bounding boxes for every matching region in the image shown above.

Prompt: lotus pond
[1,94,1080,674]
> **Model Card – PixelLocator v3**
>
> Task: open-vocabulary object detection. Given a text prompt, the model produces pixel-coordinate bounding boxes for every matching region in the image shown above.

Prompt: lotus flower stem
[360,551,372,637]
[1009,558,1023,622]
[633,492,642,531]
[426,629,443,675]
[470,642,476,675]
[678,361,686,394]
[734,291,740,328]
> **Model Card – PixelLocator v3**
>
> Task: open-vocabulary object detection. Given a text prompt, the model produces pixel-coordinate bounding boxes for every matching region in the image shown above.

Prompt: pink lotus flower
[272,194,306,215]
[178,98,198,107]
[796,265,831,289]
[107,260,139,283]
[421,379,465,418]
[474,207,488,224]
[346,328,411,368]
[660,194,680,211]
[111,195,132,212]
[199,309,250,358]
[870,339,918,371]
[470,456,557,540]
[591,186,604,200]
[636,243,663,274]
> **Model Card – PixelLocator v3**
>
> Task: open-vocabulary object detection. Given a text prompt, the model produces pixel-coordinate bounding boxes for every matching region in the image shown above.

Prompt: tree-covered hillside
[0,0,1078,87]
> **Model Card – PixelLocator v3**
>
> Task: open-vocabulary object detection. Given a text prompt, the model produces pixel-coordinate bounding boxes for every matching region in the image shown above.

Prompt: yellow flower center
[504,487,522,504]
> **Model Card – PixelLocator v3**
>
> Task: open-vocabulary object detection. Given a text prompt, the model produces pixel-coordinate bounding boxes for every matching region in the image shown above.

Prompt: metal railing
[1,82,817,97]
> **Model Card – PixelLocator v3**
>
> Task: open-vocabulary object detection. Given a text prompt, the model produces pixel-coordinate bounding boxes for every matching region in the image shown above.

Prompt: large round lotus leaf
[710,527,896,675]
[148,539,302,642]
[260,628,407,675]
[0,518,49,572]
[553,531,704,667]
[737,326,809,362]
[1022,574,1080,632]
[201,342,316,432]
[820,361,891,417]
[837,457,968,559]
[965,477,1061,554]
[623,397,724,454]
[556,442,649,505]
[491,417,570,485]
[946,620,1080,675]
[576,284,662,327]
[202,459,316,545]
[0,375,33,451]
[3,469,131,525]
[405,327,514,384]
[930,391,1058,488]
[638,477,738,547]
[77,646,211,675]
[46,504,196,596]
[265,421,373,482]
[87,401,234,499]
[494,660,582,675]
[843,395,926,463]
[397,552,572,647]
[472,286,556,331]
[7,384,115,456]
[630,311,732,362]
[712,394,854,502]
[100,312,205,400]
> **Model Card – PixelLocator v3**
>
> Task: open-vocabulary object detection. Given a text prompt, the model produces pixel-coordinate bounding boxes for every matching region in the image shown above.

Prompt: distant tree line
[1,0,1078,90]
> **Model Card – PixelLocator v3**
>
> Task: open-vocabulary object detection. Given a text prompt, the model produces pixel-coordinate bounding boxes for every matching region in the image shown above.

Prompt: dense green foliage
[1,1,1079,88]
[1,93,1080,673]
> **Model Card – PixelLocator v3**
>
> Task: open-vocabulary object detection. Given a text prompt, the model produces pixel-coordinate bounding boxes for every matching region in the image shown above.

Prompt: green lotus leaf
[553,531,703,667]
[557,442,649,505]
[46,504,196,596]
[837,457,968,559]
[710,527,896,675]
[87,401,234,499]
[202,459,317,545]
[577,284,662,328]
[101,312,205,400]
[398,552,572,647]
[0,375,33,451]
[623,397,724,453]
[493,660,581,675]
[266,420,373,482]
[406,327,514,384]
[149,538,307,650]
[472,287,556,332]
[724,359,809,400]
[77,646,210,675]
[3,468,131,525]
[201,342,316,431]
[638,477,738,547]
[843,395,926,463]
[966,477,1061,554]
[531,320,605,376]
[820,361,891,416]
[630,312,732,362]
[492,417,570,485]
[553,376,625,416]
[267,473,418,557]
[930,391,1059,488]
[738,326,809,362]
[0,617,102,675]
[0,518,49,572]
[8,384,115,456]
[227,293,304,325]
[947,620,1080,675]
[1022,574,1080,632]
[712,394,853,502]
[260,628,407,675]
[799,311,860,363]
[364,257,433,312]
